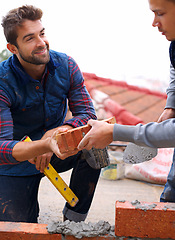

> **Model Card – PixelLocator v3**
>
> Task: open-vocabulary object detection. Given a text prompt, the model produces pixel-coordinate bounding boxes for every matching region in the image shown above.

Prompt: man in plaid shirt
[0,5,100,223]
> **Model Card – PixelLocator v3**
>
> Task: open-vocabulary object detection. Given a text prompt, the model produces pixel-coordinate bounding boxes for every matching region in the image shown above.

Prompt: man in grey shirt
[78,0,175,202]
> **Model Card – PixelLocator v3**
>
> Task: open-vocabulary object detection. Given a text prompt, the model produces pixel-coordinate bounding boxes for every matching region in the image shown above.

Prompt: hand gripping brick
[55,117,116,154]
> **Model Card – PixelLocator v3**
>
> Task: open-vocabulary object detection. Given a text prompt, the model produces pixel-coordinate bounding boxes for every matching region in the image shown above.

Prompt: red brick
[68,124,91,136]
[56,133,68,153]
[71,129,83,147]
[56,117,116,153]
[0,222,61,240]
[115,201,175,239]
[0,222,117,240]
[65,131,76,151]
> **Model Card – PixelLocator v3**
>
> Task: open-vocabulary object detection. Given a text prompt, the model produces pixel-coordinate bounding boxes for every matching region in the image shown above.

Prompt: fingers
[28,158,36,165]
[78,138,91,150]
[35,156,44,173]
[55,149,79,160]
[50,130,80,159]
[45,152,53,167]
[34,153,53,173]
[78,119,101,150]
[87,119,96,127]
[55,127,69,135]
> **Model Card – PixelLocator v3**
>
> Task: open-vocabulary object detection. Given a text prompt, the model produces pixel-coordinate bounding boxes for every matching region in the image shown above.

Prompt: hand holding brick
[55,117,116,153]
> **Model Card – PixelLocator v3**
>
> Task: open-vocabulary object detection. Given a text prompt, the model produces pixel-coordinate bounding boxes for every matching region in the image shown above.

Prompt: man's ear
[7,43,18,54]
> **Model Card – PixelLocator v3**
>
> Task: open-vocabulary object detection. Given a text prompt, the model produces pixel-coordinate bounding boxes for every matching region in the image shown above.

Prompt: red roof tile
[83,72,167,125]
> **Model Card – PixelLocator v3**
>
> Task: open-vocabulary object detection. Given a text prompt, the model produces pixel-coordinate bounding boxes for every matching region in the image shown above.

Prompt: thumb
[87,119,98,128]
[78,119,96,150]
[77,137,87,150]
[77,131,90,150]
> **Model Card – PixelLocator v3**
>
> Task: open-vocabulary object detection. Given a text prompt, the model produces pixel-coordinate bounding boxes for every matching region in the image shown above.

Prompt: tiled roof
[83,72,167,125]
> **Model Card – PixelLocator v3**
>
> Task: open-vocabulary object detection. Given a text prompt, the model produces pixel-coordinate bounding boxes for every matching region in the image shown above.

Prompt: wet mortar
[47,220,115,238]
[46,200,174,239]
[38,170,165,239]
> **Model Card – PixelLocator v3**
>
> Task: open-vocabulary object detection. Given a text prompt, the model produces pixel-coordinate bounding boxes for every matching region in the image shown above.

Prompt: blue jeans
[0,151,100,223]
[160,149,175,202]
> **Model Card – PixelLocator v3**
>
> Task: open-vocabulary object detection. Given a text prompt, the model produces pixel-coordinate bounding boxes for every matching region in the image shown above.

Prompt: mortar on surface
[131,200,157,211]
[47,220,115,239]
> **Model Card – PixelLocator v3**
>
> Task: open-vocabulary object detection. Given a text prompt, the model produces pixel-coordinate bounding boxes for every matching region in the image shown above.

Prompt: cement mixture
[131,200,157,211]
[46,200,167,239]
[46,199,173,240]
[163,203,175,211]
[46,219,171,240]
[47,220,115,239]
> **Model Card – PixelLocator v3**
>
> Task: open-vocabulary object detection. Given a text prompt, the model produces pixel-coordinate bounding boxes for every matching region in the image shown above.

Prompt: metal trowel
[123,143,158,164]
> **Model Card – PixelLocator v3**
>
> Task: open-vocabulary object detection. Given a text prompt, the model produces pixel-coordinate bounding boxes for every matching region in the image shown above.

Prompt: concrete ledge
[0,221,116,240]
[115,201,175,239]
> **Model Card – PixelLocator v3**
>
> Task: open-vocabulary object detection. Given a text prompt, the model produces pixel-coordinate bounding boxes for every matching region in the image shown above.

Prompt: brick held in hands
[56,117,116,154]
[56,133,69,153]
[65,131,76,151]
[68,124,91,136]
[81,125,91,135]
[56,125,91,154]
[71,129,83,147]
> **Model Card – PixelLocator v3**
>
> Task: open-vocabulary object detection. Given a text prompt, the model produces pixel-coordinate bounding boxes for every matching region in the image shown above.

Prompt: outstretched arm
[78,119,114,150]
[13,129,78,172]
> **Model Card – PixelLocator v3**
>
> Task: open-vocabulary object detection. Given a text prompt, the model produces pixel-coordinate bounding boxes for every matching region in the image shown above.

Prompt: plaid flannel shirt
[0,51,96,173]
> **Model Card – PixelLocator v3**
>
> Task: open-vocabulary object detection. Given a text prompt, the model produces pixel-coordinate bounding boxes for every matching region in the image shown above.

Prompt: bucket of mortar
[101,151,125,180]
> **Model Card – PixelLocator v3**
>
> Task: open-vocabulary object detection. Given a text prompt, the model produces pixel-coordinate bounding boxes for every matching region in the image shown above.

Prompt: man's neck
[19,59,46,80]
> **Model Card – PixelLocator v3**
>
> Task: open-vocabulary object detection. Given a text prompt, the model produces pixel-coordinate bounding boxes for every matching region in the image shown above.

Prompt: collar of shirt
[10,51,57,85]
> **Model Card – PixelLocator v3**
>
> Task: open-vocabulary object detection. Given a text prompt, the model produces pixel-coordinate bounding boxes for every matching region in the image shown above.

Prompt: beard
[18,44,50,65]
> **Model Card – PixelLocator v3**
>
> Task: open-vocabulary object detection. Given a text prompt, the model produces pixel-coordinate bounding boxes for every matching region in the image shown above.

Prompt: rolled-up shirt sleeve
[0,90,19,165]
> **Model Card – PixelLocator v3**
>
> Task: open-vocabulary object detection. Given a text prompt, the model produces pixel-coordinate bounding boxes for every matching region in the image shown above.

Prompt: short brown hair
[1,5,43,46]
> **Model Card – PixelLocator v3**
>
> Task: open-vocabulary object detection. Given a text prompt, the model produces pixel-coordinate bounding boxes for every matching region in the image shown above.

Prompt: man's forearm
[12,138,51,162]
[113,119,175,148]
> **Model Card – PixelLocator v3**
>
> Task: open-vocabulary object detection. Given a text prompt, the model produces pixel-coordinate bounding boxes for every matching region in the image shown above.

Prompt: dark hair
[1,5,43,46]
